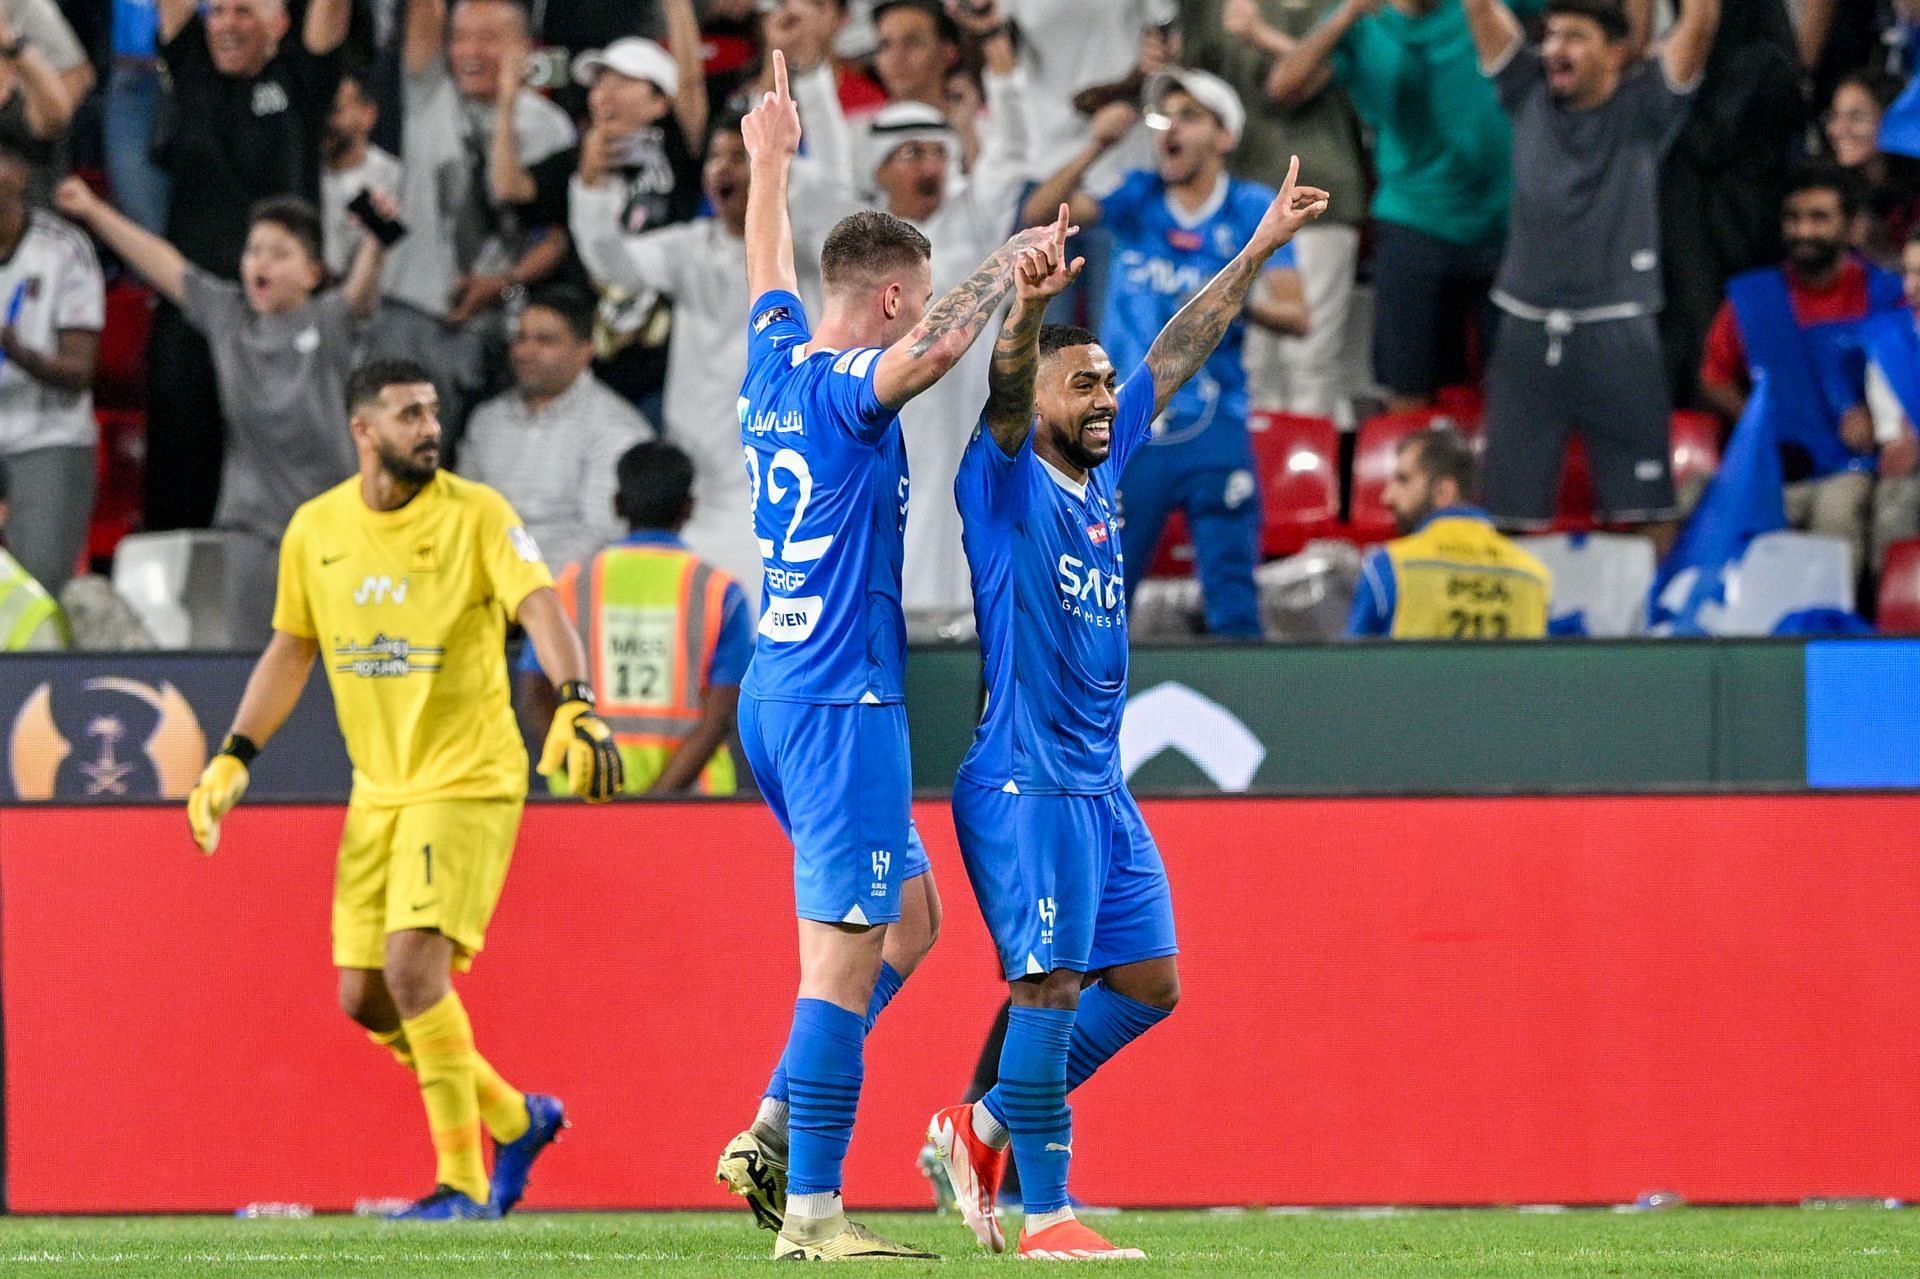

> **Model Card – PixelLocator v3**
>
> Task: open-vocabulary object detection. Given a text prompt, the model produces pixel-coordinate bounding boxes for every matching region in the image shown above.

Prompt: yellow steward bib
[1384,516,1552,640]
[0,550,63,650]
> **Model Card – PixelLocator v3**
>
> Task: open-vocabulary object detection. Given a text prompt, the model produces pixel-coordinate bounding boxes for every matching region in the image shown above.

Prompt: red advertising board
[6,795,1920,1212]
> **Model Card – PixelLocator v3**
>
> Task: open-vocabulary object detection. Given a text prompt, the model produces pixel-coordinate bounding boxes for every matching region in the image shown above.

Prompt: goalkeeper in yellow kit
[186,358,623,1220]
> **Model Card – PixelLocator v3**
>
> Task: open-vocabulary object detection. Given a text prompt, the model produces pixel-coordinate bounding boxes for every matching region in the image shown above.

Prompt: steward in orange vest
[526,441,755,793]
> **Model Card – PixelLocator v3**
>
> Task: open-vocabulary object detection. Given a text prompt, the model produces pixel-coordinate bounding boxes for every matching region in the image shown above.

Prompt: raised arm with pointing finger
[746,49,1071,414]
[1143,155,1328,418]
[879,221,1070,412]
[742,50,803,303]
[984,204,1082,456]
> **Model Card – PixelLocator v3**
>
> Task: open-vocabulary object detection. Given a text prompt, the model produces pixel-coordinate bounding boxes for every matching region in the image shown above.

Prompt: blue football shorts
[738,692,931,926]
[951,779,1178,981]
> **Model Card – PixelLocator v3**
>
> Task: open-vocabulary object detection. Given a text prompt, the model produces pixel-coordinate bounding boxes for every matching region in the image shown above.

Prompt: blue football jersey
[954,364,1158,794]
[738,290,910,705]
[1098,171,1290,467]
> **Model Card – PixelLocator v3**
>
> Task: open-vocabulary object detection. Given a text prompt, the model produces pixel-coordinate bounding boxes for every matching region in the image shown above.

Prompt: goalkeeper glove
[187,734,256,855]
[539,682,624,803]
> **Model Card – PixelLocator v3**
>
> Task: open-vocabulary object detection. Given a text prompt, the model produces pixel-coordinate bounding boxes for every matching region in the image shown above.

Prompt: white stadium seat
[1714,530,1854,636]
[1518,532,1657,637]
[111,531,231,649]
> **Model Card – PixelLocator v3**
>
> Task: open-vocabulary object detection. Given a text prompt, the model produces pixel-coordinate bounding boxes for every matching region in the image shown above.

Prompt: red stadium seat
[88,408,146,564]
[1250,410,1340,557]
[1148,510,1193,577]
[1349,408,1454,543]
[94,282,154,412]
[1147,413,1340,572]
[1433,384,1485,431]
[1878,538,1920,633]
[1670,409,1723,492]
[1552,435,1598,533]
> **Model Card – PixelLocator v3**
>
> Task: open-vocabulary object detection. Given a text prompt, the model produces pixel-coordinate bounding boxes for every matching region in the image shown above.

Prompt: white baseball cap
[573,37,678,96]
[1145,67,1245,149]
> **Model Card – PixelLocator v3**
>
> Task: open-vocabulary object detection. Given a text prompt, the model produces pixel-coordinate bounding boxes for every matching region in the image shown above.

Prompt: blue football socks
[981,983,1173,1138]
[1065,983,1170,1092]
[993,1006,1076,1214]
[763,962,906,1106]
[866,959,906,1027]
[782,998,866,1197]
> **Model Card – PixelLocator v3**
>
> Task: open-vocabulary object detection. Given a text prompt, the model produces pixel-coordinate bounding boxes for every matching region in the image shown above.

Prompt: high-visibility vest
[1383,516,1552,640]
[0,549,64,650]
[560,542,737,795]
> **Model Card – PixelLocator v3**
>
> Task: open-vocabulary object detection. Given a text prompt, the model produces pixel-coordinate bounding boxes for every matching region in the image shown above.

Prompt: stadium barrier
[6,637,1920,802]
[7,794,1919,1212]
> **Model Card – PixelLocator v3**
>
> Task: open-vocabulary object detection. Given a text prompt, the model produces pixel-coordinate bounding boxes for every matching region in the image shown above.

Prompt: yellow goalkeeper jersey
[273,471,554,806]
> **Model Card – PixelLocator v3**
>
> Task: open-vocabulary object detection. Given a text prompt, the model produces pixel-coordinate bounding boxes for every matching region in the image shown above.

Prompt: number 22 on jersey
[744,446,833,564]
[745,445,832,643]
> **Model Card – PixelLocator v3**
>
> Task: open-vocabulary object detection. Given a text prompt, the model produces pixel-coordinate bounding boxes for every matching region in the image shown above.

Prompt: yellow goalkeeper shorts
[331,795,525,973]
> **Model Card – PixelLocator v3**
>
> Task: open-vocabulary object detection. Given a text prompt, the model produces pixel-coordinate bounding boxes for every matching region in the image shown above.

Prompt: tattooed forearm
[1144,250,1263,418]
[877,227,1056,410]
[906,249,1017,362]
[984,296,1045,455]
[874,249,1017,409]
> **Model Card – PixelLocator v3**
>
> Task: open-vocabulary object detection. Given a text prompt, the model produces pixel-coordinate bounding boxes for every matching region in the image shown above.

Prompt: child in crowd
[55,175,393,646]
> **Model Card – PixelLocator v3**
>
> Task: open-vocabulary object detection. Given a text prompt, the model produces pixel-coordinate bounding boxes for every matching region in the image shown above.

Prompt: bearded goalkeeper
[186,358,623,1220]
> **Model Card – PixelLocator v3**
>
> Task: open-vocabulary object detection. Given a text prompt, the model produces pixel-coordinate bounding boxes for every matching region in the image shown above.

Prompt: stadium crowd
[1,0,1918,647]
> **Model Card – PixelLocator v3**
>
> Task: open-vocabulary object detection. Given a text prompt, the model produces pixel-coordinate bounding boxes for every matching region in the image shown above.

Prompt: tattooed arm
[1144,157,1329,418]
[872,212,1072,412]
[984,207,1083,456]
[983,297,1048,455]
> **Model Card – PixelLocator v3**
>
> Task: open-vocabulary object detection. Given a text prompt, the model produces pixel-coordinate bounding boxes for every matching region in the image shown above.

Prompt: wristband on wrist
[220,733,260,765]
[557,680,596,708]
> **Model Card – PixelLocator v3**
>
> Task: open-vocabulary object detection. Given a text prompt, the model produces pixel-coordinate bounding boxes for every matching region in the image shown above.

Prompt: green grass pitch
[0,1208,1917,1276]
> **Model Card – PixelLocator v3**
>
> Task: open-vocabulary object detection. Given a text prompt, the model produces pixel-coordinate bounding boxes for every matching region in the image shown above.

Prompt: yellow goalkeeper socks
[473,1053,530,1144]
[401,991,488,1203]
[368,1027,416,1072]
[369,1024,528,1144]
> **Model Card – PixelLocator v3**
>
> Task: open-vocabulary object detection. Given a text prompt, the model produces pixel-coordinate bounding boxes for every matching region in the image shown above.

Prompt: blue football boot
[387,1185,498,1221]
[490,1093,567,1215]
